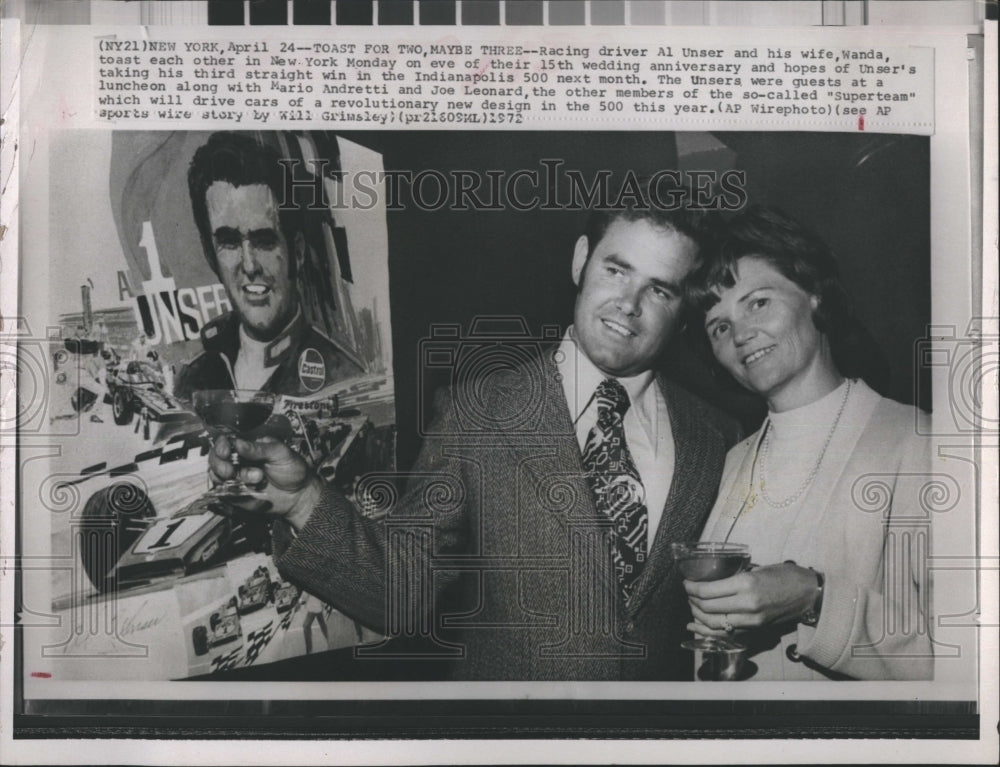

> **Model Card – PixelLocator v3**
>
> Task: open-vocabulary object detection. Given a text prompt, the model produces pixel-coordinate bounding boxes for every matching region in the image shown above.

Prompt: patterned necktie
[581,378,648,600]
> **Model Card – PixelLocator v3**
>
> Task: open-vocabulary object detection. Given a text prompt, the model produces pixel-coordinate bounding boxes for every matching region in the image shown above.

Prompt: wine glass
[672,541,751,653]
[192,389,277,499]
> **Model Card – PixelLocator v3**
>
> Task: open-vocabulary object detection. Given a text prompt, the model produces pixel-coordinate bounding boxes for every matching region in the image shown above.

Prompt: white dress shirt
[556,329,676,550]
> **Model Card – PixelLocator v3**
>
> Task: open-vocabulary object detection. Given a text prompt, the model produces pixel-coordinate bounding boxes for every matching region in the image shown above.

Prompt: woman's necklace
[757,379,853,509]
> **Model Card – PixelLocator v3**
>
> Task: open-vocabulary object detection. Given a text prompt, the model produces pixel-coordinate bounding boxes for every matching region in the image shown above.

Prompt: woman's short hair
[687,205,882,384]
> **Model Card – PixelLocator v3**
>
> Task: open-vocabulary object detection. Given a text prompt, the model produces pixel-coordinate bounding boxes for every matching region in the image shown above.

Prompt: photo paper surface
[0,3,994,765]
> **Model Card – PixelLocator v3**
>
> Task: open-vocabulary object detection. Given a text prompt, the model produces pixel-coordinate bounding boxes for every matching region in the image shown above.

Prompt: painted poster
[30,130,393,680]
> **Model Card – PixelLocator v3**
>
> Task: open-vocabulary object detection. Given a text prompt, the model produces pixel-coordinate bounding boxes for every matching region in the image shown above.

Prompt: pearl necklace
[757,380,852,509]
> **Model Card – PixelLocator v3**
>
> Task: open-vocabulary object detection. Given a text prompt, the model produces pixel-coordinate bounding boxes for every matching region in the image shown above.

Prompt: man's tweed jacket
[276,351,739,680]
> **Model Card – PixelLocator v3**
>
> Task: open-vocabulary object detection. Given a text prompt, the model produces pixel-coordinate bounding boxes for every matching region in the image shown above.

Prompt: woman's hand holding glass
[683,561,820,638]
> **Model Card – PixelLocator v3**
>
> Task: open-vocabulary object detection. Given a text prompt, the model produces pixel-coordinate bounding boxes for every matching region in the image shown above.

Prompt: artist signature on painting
[118,599,165,637]
[53,598,167,654]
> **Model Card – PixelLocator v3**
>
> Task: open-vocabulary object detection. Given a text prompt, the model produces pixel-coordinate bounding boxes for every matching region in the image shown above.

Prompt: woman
[683,206,934,681]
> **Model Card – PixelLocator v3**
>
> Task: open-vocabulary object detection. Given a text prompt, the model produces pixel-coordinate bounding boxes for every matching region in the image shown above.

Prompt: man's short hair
[582,178,718,265]
[188,132,303,275]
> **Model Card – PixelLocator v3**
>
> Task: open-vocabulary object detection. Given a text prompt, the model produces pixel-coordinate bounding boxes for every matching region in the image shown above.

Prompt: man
[213,193,739,680]
[176,132,364,400]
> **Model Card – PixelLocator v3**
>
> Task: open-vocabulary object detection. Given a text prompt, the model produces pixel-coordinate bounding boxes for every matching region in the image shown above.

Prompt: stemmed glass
[672,541,751,653]
[192,389,277,500]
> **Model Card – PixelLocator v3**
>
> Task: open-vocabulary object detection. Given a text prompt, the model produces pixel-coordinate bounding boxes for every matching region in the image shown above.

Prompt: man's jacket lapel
[626,377,721,616]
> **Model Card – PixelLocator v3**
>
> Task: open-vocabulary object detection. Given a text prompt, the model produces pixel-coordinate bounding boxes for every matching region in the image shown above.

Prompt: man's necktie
[581,378,649,601]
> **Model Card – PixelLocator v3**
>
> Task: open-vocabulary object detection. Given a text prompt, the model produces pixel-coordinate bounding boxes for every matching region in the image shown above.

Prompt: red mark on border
[30,672,52,678]
[858,115,865,131]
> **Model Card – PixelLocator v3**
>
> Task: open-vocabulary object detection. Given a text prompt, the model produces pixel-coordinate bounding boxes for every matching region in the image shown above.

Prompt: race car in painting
[106,359,195,436]
[272,580,301,614]
[237,565,274,615]
[112,508,233,588]
[76,376,395,599]
[79,482,271,593]
[191,596,242,656]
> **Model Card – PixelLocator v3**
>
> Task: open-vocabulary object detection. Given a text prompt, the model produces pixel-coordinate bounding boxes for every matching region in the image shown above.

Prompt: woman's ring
[723,616,735,634]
